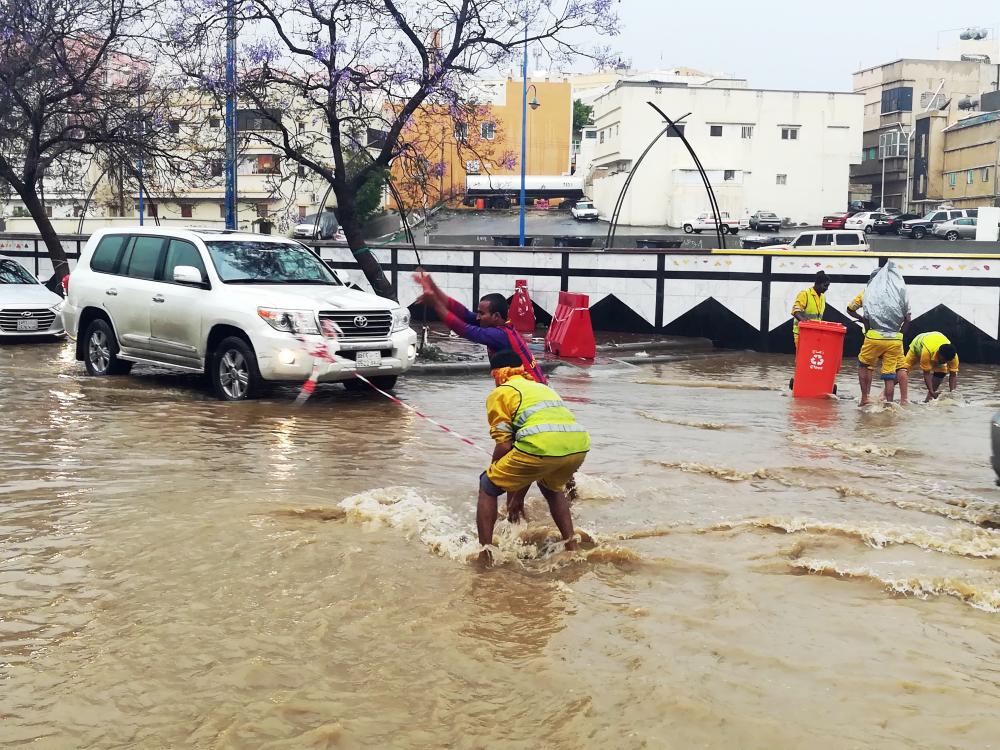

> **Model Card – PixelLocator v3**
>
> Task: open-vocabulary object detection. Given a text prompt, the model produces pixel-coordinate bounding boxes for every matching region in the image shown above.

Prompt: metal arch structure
[604,103,727,251]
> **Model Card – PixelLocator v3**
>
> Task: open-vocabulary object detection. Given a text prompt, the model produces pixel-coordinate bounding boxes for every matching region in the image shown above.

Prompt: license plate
[16,319,38,331]
[355,350,381,368]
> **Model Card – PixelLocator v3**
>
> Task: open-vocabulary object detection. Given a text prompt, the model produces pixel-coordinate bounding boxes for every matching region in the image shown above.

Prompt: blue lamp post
[224,0,238,230]
[517,44,540,247]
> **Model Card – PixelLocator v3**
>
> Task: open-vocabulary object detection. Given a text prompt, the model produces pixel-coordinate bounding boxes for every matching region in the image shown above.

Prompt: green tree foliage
[573,99,594,135]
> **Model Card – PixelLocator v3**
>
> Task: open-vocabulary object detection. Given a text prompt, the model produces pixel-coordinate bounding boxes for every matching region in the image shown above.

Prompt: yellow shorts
[858,337,904,379]
[483,450,587,495]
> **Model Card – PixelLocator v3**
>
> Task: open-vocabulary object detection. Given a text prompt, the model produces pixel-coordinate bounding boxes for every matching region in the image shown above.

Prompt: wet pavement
[2,339,1000,748]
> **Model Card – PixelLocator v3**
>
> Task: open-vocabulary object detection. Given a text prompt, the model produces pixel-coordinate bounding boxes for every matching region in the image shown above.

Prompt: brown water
[2,341,999,749]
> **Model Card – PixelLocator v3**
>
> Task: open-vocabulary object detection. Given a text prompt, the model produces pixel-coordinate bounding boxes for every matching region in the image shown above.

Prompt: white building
[587,79,864,227]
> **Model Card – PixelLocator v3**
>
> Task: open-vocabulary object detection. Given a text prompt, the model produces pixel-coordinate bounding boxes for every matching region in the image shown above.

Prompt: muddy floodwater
[2,341,999,748]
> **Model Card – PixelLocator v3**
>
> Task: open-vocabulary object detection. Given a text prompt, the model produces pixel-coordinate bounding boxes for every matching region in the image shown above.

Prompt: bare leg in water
[538,484,578,551]
[858,366,874,406]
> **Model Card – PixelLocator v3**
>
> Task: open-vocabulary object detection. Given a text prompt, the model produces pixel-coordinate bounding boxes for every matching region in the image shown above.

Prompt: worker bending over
[791,271,830,348]
[477,350,589,563]
[903,331,959,401]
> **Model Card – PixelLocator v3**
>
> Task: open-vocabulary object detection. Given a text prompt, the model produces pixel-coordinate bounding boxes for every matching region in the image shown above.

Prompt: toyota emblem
[21,311,32,318]
[353,315,369,328]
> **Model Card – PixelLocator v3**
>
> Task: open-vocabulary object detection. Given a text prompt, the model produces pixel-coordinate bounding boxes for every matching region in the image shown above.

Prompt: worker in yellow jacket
[902,331,959,401]
[791,271,830,348]
[478,350,590,561]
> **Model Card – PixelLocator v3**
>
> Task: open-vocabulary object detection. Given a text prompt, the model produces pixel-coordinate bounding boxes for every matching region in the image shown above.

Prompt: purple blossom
[1,26,15,43]
[313,44,331,60]
[428,161,446,178]
[498,151,518,170]
[244,40,281,65]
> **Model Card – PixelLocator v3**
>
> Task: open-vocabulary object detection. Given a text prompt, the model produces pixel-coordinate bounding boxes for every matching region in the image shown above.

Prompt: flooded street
[2,341,999,749]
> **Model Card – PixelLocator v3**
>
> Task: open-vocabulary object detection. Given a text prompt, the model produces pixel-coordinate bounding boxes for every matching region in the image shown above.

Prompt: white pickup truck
[682,212,748,235]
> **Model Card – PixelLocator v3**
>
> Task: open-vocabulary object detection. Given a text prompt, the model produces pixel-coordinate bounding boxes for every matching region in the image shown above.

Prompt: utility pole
[518,20,528,247]
[224,0,238,230]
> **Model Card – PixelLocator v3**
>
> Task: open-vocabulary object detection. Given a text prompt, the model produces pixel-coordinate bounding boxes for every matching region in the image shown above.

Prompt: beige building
[941,111,1000,208]
[851,53,1000,210]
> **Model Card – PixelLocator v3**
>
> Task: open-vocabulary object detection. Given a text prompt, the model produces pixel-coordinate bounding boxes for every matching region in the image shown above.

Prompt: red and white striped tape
[291,320,489,455]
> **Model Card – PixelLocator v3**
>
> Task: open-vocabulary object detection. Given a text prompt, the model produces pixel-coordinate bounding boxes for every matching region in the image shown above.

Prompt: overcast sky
[605,0,999,91]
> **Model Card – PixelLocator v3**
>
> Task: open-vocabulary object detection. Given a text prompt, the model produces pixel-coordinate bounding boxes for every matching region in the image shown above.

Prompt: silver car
[932,216,977,241]
[0,255,65,338]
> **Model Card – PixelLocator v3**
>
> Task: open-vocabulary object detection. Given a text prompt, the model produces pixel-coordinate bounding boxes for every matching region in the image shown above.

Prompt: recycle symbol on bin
[810,351,825,368]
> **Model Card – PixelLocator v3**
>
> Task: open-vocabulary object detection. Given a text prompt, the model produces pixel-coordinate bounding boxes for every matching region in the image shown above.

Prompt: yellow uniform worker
[476,350,590,559]
[903,331,959,400]
[791,271,829,348]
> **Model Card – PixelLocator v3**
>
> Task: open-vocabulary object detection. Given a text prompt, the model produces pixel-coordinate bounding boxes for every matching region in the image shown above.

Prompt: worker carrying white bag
[851,261,912,406]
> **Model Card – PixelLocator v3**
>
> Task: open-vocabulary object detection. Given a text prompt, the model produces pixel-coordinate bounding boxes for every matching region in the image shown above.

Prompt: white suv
[62,227,417,400]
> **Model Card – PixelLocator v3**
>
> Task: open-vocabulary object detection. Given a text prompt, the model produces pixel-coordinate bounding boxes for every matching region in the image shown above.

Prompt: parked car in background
[822,212,850,229]
[765,230,870,252]
[848,200,878,213]
[899,208,978,239]
[748,211,781,231]
[933,216,978,241]
[571,200,600,221]
[873,212,919,234]
[682,212,747,235]
[0,256,65,338]
[293,210,339,240]
[845,211,896,234]
[62,228,416,401]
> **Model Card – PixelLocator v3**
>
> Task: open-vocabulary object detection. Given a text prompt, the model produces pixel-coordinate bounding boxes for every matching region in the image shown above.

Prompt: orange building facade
[392,77,572,209]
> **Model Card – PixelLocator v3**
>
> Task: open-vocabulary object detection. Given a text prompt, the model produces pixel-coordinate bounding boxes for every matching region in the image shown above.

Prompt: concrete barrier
[6,232,1000,363]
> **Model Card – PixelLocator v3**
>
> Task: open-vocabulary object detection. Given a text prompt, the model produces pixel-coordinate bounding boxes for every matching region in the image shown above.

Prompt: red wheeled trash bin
[793,320,846,398]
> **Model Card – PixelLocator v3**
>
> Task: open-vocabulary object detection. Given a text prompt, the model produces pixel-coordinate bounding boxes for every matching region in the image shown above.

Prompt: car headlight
[257,307,320,335]
[391,306,411,332]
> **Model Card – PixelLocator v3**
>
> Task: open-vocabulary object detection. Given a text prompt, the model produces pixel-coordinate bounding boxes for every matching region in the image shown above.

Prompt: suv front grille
[318,310,392,339]
[0,308,56,332]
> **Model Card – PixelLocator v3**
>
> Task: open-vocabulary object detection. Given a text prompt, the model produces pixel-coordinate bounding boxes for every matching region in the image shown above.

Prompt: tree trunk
[334,185,394,300]
[19,185,69,280]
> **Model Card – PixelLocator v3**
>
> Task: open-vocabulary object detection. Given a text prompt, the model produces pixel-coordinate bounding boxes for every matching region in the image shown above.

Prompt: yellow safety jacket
[487,375,590,457]
[791,287,826,336]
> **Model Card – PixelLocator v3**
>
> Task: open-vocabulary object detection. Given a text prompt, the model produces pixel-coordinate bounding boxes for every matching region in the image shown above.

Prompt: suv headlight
[258,307,320,335]
[391,306,411,332]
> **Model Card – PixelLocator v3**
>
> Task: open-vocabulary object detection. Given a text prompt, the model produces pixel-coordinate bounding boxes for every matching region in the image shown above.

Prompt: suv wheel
[863,226,872,235]
[210,336,262,401]
[946,231,960,241]
[912,226,926,239]
[84,319,132,376]
[343,375,398,392]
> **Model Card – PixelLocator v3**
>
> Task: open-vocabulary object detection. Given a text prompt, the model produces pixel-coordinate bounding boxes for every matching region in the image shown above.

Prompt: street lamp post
[517,26,540,247]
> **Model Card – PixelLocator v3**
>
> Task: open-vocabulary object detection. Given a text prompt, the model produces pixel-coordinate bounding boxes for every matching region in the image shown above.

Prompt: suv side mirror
[173,266,206,286]
[332,269,350,285]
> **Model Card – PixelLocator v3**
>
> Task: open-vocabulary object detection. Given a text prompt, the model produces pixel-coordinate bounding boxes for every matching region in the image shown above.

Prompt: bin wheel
[788,377,794,391]
[832,384,838,395]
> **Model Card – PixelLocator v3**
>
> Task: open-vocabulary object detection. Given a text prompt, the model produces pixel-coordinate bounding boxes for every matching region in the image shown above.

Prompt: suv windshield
[577,202,594,209]
[0,259,36,284]
[205,241,337,284]
[760,213,777,218]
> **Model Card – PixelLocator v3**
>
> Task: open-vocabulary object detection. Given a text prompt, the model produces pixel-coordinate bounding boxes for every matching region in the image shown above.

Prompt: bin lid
[798,320,846,333]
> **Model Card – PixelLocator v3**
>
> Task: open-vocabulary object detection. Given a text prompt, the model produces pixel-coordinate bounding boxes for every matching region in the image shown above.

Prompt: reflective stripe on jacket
[791,288,826,335]
[487,375,589,457]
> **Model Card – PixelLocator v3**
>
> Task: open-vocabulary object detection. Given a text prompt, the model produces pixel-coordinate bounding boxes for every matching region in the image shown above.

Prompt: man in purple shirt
[413,271,546,384]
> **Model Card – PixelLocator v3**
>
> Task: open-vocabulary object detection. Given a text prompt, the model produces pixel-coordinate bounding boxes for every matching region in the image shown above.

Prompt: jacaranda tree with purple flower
[0,0,194,279]
[166,0,619,298]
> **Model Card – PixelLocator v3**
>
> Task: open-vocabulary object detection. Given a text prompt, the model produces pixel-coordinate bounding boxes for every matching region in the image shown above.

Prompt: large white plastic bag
[864,261,910,334]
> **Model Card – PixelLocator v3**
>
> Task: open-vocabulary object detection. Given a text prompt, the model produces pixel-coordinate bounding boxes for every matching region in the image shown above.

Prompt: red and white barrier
[509,279,536,334]
[544,291,596,359]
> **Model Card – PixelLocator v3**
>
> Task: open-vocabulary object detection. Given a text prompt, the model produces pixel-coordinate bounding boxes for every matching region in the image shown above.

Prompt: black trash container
[491,236,533,247]
[634,239,682,249]
[553,236,595,248]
